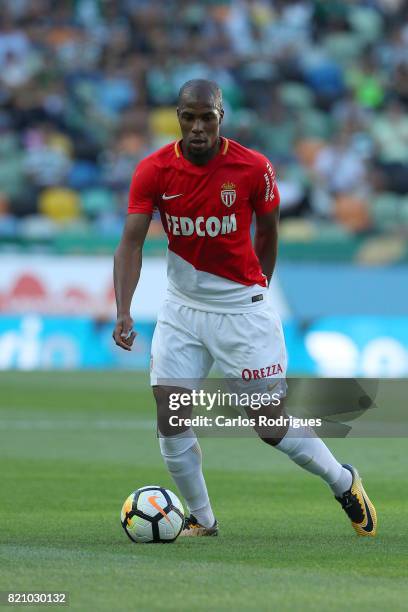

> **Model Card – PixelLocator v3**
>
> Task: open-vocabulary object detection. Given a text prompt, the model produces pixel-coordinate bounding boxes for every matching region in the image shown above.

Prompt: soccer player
[113,79,377,537]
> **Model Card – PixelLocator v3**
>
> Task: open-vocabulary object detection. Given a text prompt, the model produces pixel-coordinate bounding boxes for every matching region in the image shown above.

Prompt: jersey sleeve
[250,155,280,215]
[128,158,158,215]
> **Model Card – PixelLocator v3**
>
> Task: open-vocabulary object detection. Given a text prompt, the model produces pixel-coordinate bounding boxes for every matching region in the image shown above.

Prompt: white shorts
[150,300,287,393]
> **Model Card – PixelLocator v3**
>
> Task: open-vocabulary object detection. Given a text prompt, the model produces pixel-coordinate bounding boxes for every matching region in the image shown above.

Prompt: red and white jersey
[128,137,279,313]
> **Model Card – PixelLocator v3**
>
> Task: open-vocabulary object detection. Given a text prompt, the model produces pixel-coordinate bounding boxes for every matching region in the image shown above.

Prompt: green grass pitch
[1,372,407,611]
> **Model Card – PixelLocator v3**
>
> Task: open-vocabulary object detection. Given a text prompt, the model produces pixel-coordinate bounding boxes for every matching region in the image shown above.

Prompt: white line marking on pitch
[0,419,156,431]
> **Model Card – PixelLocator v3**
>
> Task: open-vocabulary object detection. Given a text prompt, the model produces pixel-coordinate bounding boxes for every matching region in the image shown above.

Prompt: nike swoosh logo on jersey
[162,193,183,200]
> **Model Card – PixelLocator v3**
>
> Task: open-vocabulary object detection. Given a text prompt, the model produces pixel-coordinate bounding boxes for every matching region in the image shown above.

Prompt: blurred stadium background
[1,0,408,376]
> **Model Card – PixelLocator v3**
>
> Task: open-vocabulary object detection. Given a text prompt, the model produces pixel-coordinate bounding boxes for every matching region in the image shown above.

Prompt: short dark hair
[178,79,223,112]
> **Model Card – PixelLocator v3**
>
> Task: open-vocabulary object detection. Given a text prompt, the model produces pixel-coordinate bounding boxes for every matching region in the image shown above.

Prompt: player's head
[177,79,224,161]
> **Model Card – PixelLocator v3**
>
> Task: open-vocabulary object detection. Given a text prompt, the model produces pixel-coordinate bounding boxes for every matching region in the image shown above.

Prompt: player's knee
[153,385,193,436]
[250,401,288,447]
[259,435,283,447]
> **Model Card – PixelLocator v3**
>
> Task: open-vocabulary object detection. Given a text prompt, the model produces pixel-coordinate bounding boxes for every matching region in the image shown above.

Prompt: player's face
[177,99,223,160]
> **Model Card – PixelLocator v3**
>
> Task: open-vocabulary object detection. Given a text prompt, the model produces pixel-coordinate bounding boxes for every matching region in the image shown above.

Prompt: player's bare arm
[113,213,151,351]
[254,208,279,284]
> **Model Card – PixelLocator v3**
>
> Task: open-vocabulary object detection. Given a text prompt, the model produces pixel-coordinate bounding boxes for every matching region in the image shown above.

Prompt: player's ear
[219,108,224,125]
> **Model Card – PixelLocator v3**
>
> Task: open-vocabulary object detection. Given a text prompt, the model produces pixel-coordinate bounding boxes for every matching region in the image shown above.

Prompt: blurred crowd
[0,0,408,243]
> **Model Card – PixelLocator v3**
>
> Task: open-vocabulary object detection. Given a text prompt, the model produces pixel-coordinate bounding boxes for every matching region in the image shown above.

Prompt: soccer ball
[121,485,184,543]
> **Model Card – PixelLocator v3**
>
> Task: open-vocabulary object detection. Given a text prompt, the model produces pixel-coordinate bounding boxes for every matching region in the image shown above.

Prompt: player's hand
[112,315,137,351]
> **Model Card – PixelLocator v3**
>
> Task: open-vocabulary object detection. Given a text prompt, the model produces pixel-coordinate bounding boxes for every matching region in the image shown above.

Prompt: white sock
[275,424,352,496]
[159,430,215,527]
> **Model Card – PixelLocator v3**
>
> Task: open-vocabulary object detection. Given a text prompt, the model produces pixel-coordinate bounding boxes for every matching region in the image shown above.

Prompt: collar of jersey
[175,137,228,172]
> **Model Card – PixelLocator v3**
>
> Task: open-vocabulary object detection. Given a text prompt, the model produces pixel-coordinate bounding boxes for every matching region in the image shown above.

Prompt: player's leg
[261,419,353,499]
[261,420,376,536]
[208,306,376,535]
[151,302,217,533]
[208,305,350,496]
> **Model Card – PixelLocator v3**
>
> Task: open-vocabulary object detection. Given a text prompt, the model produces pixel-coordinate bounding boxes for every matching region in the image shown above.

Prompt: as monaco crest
[221,182,236,207]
